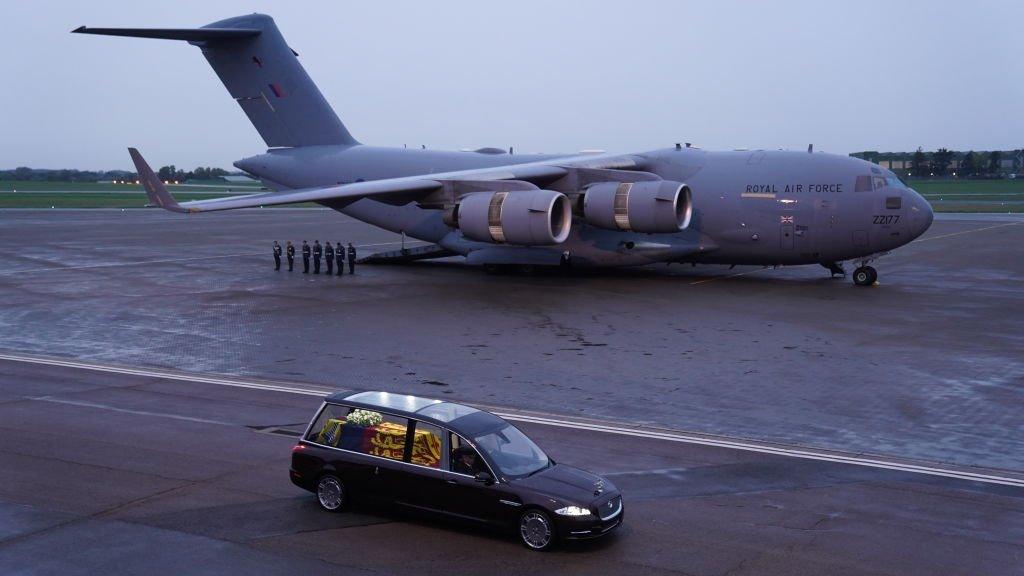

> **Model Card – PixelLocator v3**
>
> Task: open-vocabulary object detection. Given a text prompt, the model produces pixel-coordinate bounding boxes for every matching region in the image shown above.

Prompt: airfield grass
[1,179,1021,212]
[0,180,262,193]
[0,192,319,209]
[911,179,1024,195]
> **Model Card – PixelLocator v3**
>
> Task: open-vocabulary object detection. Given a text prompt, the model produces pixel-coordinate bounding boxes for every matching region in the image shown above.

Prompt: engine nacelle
[456,189,572,245]
[583,180,692,233]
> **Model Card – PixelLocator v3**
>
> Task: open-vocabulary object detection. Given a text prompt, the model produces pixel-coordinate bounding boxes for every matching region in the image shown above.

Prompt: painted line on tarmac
[0,352,331,397]
[2,351,1023,488]
[921,217,1024,239]
[31,396,236,426]
[689,268,768,285]
[494,413,1024,488]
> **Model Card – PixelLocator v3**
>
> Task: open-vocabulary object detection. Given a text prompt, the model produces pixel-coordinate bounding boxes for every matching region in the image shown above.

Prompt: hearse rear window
[306,404,412,462]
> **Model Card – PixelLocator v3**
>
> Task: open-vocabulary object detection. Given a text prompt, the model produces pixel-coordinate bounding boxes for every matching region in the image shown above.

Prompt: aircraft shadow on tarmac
[374,258,852,286]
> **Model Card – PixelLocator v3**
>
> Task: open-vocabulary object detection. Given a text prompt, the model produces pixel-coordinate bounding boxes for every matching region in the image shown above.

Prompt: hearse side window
[306,403,410,462]
[409,421,444,468]
[305,403,347,443]
[449,432,487,476]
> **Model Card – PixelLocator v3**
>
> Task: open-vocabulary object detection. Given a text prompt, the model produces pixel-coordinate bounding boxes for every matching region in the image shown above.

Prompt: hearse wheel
[853,266,877,286]
[316,474,346,512]
[519,509,556,551]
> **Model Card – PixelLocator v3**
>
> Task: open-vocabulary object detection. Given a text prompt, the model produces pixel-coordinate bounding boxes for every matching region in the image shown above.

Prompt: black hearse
[291,391,623,550]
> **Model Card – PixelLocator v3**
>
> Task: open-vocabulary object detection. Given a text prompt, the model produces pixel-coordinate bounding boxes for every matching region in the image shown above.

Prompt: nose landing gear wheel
[853,266,877,286]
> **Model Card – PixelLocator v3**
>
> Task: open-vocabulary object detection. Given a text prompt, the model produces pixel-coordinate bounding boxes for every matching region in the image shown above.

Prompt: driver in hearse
[452,446,483,476]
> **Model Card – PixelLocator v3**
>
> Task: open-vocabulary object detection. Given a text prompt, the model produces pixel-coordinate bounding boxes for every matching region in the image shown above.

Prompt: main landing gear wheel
[853,266,877,286]
[316,474,346,512]
[519,509,556,551]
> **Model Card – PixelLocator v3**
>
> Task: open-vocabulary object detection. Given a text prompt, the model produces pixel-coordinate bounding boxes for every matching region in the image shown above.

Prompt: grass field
[0,191,318,209]
[911,179,1024,195]
[0,180,261,193]
[909,179,1024,212]
[1,179,1021,212]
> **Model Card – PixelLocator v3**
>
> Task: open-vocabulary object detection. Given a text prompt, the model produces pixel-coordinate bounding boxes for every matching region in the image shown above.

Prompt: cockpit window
[885,176,906,189]
[873,176,887,190]
[855,175,872,192]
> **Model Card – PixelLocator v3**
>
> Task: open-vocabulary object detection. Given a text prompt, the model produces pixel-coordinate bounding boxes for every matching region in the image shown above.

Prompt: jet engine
[456,189,572,245]
[583,181,692,233]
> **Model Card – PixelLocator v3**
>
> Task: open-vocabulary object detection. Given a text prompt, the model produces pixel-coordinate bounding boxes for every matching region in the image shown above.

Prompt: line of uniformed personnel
[273,240,356,275]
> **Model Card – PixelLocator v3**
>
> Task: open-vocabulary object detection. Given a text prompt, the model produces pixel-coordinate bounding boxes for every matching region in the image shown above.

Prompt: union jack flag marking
[780,216,794,224]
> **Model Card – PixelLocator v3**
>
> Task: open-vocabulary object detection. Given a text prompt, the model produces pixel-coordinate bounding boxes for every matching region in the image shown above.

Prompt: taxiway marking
[31,396,235,426]
[917,221,1023,243]
[689,268,768,285]
[3,351,1023,488]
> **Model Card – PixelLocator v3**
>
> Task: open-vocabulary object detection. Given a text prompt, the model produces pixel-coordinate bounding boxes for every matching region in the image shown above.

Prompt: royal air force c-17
[75,13,933,286]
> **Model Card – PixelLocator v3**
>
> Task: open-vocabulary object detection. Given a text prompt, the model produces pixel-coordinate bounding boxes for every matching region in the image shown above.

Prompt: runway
[0,357,1021,575]
[0,208,1022,574]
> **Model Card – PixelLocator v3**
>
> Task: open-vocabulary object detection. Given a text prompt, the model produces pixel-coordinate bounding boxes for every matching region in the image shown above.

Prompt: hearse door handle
[446,479,458,485]
[374,466,380,475]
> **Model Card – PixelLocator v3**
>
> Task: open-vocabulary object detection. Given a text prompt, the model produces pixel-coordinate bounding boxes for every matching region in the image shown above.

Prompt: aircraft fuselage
[235,145,933,268]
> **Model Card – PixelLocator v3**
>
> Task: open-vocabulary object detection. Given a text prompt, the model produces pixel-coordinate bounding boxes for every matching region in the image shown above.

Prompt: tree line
[156,165,230,182]
[0,167,135,182]
[855,149,1023,178]
[0,165,236,183]
[910,148,1016,178]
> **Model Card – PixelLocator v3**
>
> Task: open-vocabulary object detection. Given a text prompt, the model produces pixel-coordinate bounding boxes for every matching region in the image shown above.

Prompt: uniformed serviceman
[313,240,323,274]
[325,241,335,275]
[301,240,311,274]
[273,241,282,271]
[286,241,295,271]
[335,242,344,276]
[347,242,357,274]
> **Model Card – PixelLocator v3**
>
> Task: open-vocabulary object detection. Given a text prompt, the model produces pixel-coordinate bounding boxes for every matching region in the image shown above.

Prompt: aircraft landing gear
[850,251,888,287]
[821,261,845,277]
[852,266,877,286]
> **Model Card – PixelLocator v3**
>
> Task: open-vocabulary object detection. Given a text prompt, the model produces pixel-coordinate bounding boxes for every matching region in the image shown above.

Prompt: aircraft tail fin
[75,14,358,148]
[128,148,186,213]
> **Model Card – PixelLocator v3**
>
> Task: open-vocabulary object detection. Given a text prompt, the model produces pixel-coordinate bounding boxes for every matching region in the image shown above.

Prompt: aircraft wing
[128,148,645,214]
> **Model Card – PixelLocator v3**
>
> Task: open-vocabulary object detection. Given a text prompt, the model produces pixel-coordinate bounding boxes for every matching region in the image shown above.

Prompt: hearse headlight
[555,505,593,517]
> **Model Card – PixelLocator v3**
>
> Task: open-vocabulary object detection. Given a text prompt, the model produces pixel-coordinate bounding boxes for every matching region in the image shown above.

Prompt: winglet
[128,148,186,213]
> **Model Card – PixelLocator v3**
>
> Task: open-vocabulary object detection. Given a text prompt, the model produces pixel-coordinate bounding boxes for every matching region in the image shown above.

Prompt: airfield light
[135,180,140,184]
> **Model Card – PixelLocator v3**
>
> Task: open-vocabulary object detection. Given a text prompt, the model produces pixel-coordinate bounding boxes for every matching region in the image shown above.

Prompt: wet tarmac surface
[0,359,1021,575]
[1,209,1022,574]
[1,209,1022,470]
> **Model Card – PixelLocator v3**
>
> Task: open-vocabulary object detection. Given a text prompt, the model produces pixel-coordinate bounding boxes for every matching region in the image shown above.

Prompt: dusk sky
[2,0,1021,170]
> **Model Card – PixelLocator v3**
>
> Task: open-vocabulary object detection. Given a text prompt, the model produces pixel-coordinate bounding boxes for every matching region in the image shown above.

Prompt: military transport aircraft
[75,13,933,286]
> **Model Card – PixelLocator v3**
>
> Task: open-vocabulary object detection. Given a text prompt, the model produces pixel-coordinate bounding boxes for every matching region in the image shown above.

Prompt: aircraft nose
[907,189,933,240]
